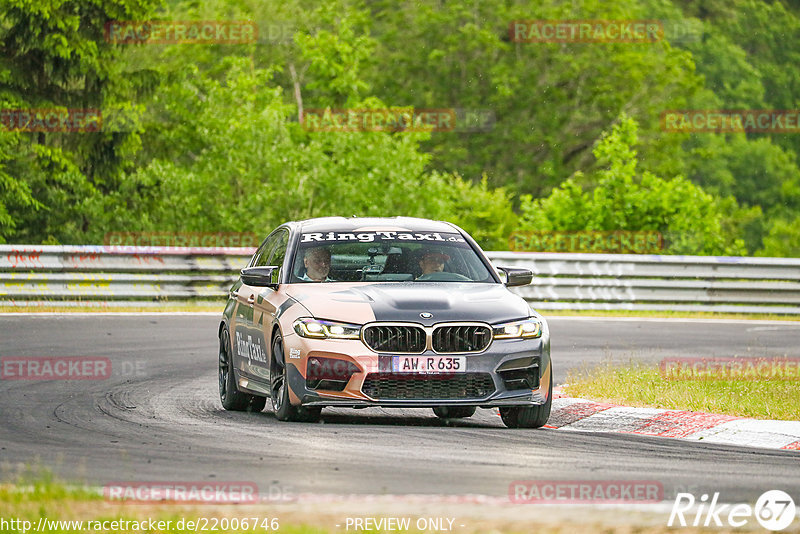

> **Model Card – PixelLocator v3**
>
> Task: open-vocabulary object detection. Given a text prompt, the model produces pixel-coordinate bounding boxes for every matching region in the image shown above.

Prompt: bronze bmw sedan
[218,217,552,428]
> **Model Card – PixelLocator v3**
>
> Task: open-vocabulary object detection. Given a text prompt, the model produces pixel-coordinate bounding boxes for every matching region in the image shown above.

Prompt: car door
[233,231,280,384]
[250,229,290,383]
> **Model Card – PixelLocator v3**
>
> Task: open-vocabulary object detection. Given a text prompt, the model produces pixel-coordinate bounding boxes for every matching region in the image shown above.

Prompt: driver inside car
[417,249,450,277]
[301,246,334,282]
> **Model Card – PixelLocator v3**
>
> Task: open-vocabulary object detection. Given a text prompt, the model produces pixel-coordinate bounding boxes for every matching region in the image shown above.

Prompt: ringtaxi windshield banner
[300,231,466,244]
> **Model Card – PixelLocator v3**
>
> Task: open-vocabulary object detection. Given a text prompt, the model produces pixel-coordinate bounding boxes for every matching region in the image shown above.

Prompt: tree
[122,57,516,249]
[518,115,747,255]
[0,0,161,242]
[365,0,703,199]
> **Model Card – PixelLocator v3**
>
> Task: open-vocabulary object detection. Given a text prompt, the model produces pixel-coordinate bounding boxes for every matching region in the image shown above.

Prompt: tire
[499,365,553,429]
[219,328,267,412]
[433,406,476,419]
[270,333,321,423]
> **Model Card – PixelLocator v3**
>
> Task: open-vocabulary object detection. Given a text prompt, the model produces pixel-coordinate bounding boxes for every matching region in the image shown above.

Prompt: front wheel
[270,333,321,423]
[219,328,267,412]
[499,365,552,429]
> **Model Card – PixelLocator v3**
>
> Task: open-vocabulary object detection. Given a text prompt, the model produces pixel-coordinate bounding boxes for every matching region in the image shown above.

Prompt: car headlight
[492,318,542,339]
[293,318,362,339]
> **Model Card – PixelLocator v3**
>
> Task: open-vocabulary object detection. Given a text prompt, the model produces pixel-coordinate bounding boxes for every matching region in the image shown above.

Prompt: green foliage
[519,115,746,255]
[116,57,515,249]
[0,0,161,243]
[758,216,800,257]
[1,0,799,257]
[293,4,375,106]
[367,0,703,197]
[426,174,518,251]
[0,131,40,242]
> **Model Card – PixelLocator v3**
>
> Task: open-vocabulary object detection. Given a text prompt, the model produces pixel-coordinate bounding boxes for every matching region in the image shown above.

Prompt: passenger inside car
[417,249,450,277]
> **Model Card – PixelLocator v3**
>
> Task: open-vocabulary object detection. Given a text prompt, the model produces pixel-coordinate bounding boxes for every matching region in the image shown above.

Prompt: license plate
[392,356,466,373]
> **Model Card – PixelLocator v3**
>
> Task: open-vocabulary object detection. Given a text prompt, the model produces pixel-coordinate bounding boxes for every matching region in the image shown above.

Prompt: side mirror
[241,266,279,288]
[496,266,533,287]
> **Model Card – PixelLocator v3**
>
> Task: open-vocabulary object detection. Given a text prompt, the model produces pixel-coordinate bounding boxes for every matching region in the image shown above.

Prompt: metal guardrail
[489,252,800,314]
[1,245,799,314]
[0,245,249,306]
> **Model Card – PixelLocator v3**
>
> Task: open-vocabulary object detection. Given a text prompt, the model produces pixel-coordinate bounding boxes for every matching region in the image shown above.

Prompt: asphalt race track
[1,314,799,505]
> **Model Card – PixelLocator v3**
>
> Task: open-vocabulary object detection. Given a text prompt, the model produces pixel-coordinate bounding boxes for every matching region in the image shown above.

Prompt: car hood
[282,282,532,325]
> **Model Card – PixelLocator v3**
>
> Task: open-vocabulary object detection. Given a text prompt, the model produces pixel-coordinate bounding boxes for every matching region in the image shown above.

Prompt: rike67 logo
[669,490,796,530]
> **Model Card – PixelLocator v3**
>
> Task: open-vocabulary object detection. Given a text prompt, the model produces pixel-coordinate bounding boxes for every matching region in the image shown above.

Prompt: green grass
[0,470,99,505]
[0,472,729,533]
[0,473,323,534]
[565,361,800,420]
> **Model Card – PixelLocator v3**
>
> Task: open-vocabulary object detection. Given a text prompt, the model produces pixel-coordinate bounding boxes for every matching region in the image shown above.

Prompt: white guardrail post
[1,245,799,313]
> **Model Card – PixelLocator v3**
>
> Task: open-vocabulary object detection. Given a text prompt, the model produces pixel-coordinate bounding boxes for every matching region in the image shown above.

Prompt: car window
[252,229,282,268]
[265,230,289,282]
[290,231,494,283]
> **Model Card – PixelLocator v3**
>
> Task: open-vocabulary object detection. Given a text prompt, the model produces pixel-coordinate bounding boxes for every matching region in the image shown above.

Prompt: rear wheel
[433,406,476,419]
[219,328,267,412]
[270,333,321,423]
[499,365,552,429]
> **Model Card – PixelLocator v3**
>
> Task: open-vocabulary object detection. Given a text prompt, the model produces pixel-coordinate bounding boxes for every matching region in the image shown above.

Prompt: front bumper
[282,333,551,408]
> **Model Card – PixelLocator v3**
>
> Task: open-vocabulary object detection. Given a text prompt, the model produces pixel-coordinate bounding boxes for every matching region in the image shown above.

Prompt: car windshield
[290,231,495,283]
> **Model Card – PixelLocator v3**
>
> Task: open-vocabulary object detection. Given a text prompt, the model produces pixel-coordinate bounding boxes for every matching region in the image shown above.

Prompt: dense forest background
[1,0,799,255]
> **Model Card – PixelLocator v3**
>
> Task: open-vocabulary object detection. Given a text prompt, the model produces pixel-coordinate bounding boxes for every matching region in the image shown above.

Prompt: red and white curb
[546,387,800,451]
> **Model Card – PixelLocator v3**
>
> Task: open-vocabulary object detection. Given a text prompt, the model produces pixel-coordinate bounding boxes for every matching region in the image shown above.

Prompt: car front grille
[432,325,491,353]
[362,322,493,354]
[362,325,426,353]
[361,372,495,400]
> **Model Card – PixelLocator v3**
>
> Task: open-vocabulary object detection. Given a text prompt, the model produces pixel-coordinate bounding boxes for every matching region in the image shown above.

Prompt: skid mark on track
[547,399,616,428]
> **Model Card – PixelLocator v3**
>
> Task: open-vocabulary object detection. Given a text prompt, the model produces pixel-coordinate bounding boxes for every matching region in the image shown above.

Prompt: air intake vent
[362,372,495,400]
[433,325,491,353]
[363,325,426,353]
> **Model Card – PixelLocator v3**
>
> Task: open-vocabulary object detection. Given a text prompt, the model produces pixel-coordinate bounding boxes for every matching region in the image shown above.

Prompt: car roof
[291,216,460,234]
